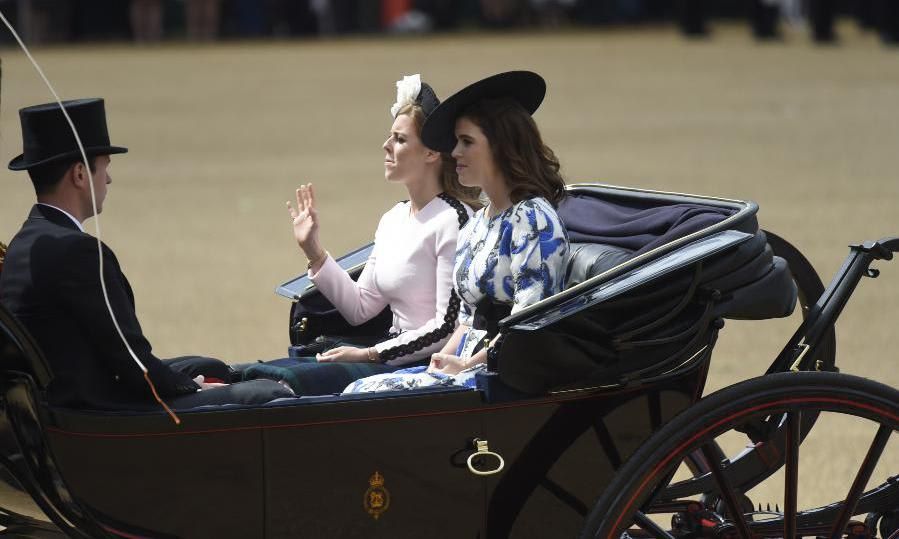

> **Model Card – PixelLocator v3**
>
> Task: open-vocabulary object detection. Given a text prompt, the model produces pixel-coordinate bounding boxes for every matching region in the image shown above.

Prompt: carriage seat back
[0,240,53,388]
[0,303,54,390]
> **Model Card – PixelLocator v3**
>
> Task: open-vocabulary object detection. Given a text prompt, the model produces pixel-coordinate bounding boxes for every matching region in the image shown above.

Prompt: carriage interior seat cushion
[564,242,634,288]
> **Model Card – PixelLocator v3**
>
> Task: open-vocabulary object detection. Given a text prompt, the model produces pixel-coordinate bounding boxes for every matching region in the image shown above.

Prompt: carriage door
[480,388,688,538]
[262,389,487,538]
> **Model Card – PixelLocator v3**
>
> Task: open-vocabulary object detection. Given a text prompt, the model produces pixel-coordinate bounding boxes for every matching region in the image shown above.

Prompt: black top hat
[8,98,128,171]
[421,71,546,153]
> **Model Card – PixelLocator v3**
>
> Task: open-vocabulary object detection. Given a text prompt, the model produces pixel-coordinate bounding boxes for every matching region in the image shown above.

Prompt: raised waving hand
[287,183,327,271]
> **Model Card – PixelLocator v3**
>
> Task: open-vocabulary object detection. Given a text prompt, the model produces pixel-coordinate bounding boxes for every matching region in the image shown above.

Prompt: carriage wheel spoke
[634,510,676,539]
[593,418,623,470]
[828,425,892,539]
[784,410,801,539]
[700,443,752,539]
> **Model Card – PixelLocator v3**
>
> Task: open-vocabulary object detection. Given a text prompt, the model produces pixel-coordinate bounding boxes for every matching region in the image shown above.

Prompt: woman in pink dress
[240,75,481,395]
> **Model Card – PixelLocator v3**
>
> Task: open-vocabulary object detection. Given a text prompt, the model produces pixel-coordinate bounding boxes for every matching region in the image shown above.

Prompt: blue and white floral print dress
[453,196,569,324]
[344,197,569,394]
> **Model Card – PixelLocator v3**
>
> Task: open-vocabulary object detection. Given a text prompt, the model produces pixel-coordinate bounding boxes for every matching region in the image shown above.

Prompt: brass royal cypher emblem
[363,471,390,520]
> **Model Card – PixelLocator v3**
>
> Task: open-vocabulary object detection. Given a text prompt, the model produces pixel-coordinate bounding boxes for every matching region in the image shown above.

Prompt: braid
[436,192,472,229]
[376,194,469,363]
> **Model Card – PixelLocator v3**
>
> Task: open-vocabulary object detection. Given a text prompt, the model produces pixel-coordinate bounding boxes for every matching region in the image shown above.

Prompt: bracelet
[367,347,380,363]
[306,249,329,270]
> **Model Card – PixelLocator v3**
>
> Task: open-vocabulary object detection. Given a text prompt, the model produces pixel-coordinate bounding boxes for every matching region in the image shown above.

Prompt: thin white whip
[0,10,181,424]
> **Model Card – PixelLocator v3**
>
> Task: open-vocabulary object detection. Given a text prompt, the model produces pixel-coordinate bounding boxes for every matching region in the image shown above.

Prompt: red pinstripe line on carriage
[100,523,152,539]
[606,395,898,539]
[43,385,654,438]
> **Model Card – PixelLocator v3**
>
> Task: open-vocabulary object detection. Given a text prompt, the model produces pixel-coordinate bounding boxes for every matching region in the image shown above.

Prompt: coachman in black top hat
[0,98,292,409]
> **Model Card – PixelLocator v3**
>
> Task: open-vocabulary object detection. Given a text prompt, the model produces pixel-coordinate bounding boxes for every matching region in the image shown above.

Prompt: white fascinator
[390,74,422,118]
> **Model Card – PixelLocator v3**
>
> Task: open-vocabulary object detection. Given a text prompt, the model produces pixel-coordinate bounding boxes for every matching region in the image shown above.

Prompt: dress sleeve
[506,199,569,314]
[374,211,460,365]
[309,223,388,326]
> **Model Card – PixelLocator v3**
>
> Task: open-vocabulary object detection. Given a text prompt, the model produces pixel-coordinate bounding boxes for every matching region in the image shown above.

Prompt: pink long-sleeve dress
[240,193,472,395]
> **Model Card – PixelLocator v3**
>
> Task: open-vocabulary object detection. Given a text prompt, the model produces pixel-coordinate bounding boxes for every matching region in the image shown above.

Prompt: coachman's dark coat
[0,205,200,408]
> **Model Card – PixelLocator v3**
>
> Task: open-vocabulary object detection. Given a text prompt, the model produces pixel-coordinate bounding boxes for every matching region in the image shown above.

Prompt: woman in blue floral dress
[345,71,569,393]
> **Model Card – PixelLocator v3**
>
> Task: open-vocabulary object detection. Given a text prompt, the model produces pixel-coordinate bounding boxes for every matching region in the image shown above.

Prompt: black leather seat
[564,242,633,287]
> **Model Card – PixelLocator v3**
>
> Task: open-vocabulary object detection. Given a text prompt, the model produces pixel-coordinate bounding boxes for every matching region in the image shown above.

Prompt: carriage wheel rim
[607,395,898,539]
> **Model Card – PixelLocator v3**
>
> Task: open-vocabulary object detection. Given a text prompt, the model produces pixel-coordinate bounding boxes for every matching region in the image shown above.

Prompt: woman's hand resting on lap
[317,346,374,363]
[428,353,467,375]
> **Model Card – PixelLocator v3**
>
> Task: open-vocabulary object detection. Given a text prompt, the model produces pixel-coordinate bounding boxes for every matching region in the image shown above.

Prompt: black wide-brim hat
[9,98,127,171]
[421,71,546,153]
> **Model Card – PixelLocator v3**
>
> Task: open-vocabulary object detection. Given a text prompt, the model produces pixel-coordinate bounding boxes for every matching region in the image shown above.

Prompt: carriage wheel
[580,372,898,539]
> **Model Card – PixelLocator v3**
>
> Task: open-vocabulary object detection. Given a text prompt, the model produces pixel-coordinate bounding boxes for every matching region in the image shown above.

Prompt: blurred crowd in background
[0,0,897,45]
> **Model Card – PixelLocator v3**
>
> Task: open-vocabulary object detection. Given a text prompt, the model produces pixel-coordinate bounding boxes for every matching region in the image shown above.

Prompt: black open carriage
[0,183,896,538]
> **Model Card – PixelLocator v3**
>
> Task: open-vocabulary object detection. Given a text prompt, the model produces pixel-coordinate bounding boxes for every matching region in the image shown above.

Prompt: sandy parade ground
[0,21,897,529]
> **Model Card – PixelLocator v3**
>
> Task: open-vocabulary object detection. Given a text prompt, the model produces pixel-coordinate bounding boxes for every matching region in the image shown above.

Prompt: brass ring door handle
[466,438,505,476]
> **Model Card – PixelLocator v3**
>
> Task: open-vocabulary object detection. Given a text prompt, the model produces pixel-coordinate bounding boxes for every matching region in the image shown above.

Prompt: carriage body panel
[1,347,710,537]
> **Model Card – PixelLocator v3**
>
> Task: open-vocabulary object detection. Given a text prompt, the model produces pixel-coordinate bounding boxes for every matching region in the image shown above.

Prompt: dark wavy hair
[398,103,483,210]
[460,97,566,207]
